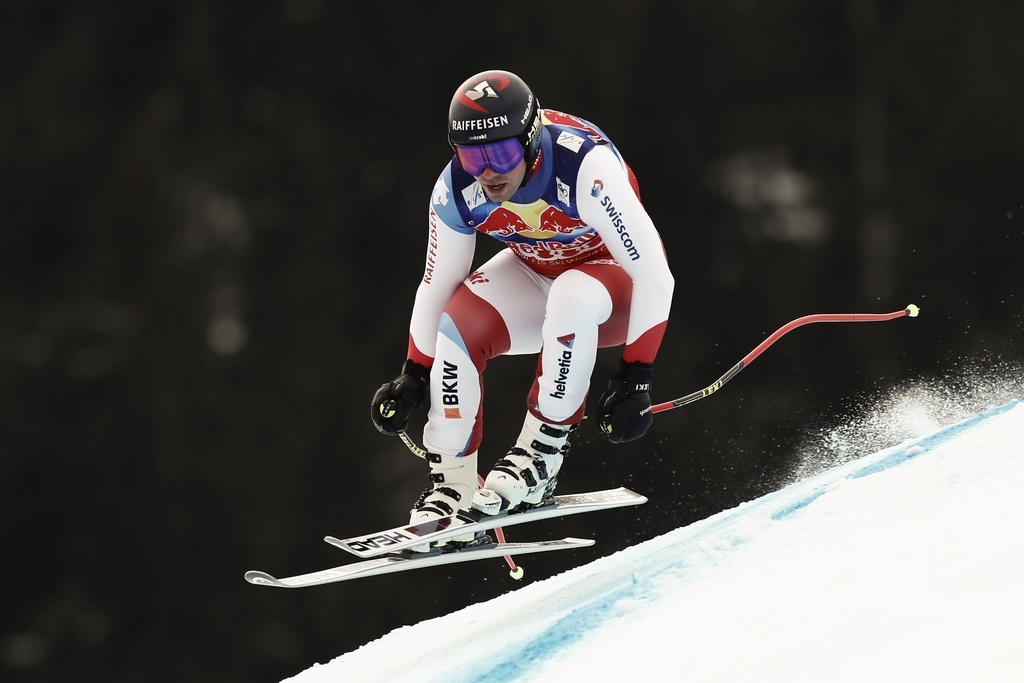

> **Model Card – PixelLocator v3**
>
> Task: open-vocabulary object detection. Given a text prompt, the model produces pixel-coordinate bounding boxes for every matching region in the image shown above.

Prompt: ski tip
[245,570,282,587]
[905,303,920,317]
[619,488,649,505]
[610,486,648,502]
[563,536,597,547]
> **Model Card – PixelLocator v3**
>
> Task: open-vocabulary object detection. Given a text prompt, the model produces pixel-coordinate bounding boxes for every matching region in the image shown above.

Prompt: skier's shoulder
[541,109,617,155]
[429,160,478,234]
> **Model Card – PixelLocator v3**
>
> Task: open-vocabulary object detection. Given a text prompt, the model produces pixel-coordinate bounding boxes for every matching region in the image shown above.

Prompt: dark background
[2,1,1022,681]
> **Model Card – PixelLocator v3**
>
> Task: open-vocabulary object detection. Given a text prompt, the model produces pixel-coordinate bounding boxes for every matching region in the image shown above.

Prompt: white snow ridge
[286,395,1024,683]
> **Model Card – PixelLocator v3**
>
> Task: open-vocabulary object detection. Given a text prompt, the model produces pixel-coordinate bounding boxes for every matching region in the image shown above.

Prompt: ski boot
[409,451,485,550]
[472,413,576,516]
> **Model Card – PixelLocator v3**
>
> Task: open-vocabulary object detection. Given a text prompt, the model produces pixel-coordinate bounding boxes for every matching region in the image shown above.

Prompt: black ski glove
[371,360,429,436]
[597,360,654,443]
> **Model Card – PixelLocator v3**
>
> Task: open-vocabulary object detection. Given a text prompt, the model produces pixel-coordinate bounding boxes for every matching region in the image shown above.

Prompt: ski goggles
[454,138,525,176]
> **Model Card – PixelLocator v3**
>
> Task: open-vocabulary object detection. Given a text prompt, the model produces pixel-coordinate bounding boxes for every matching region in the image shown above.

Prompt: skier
[371,69,675,528]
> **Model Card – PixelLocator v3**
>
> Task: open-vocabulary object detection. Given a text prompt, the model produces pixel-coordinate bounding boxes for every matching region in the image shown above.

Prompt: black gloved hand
[597,360,654,443]
[371,360,429,436]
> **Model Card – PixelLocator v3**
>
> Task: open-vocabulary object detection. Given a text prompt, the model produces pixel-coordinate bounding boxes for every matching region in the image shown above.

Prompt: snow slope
[285,392,1024,683]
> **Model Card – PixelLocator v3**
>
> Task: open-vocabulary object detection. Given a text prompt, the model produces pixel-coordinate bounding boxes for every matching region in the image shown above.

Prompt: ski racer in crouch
[370,69,675,534]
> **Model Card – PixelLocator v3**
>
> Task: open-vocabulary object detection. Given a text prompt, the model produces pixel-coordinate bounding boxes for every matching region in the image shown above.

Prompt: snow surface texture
[286,386,1024,683]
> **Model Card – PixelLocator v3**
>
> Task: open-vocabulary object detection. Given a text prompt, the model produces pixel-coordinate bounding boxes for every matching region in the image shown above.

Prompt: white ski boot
[472,413,576,516]
[409,451,479,526]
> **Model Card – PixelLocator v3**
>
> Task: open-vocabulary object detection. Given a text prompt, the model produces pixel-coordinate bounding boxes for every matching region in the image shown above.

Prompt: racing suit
[407,109,675,458]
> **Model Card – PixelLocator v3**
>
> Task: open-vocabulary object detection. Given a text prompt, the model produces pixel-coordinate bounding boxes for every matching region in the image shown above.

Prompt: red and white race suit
[408,110,674,457]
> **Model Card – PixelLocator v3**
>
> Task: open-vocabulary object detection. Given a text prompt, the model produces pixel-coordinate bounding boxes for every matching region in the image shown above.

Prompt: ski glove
[597,360,654,443]
[371,360,429,436]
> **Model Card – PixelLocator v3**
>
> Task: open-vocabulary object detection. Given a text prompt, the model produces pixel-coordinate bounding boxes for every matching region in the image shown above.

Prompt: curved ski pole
[398,432,523,578]
[652,303,920,414]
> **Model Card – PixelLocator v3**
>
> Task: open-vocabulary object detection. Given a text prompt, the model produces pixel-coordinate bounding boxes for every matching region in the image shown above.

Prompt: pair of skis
[245,487,646,588]
[245,305,920,589]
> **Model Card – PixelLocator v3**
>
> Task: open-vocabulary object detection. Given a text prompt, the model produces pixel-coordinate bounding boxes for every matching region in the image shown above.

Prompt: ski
[244,537,594,588]
[324,487,647,559]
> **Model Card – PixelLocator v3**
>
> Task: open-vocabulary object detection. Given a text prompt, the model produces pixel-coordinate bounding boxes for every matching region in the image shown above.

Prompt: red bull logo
[476,203,586,239]
[477,207,531,238]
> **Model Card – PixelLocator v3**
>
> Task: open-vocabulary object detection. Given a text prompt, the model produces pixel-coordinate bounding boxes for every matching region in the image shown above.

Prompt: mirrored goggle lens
[455,138,525,176]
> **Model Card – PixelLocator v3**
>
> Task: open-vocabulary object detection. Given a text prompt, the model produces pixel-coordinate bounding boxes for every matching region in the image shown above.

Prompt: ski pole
[398,432,523,579]
[652,303,920,414]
